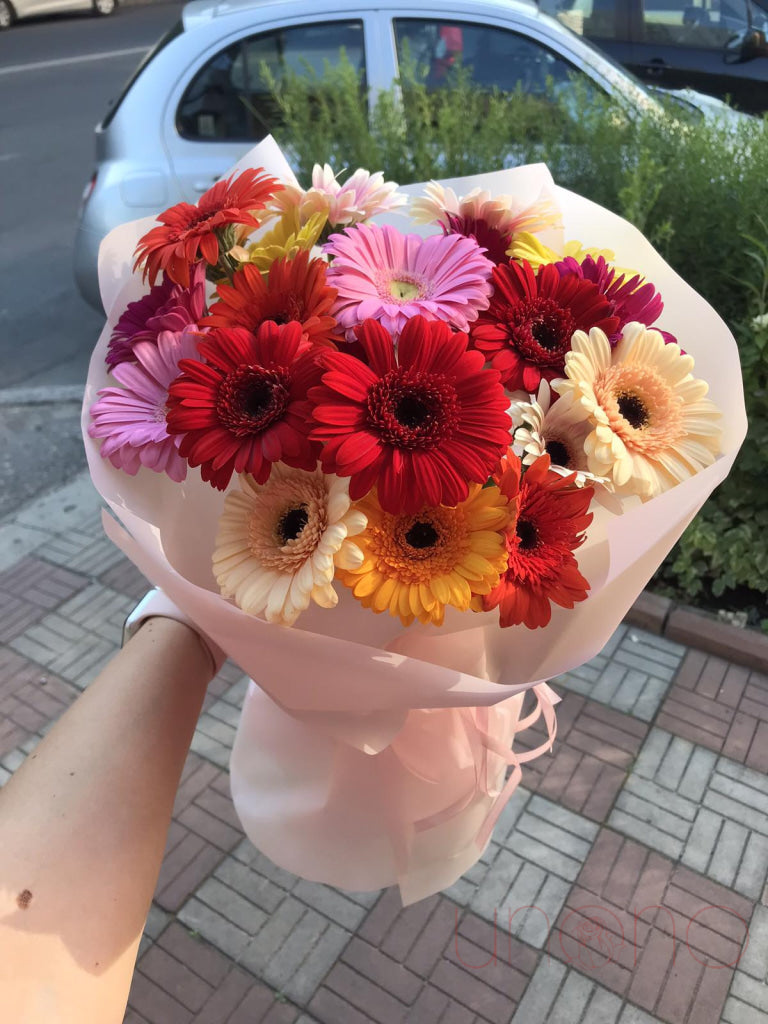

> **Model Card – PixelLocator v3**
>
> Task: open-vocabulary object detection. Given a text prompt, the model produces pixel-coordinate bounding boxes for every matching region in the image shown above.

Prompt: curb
[0,385,84,406]
[625,591,768,674]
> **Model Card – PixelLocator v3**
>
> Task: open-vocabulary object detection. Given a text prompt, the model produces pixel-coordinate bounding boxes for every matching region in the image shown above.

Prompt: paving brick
[509,956,567,1023]
[139,945,212,1012]
[658,651,768,770]
[548,829,750,1022]
[308,986,375,1024]
[99,555,149,599]
[178,897,252,962]
[516,691,647,824]
[197,877,268,934]
[555,626,683,723]
[406,897,459,977]
[293,880,369,931]
[584,986,623,1023]
[128,971,195,1024]
[156,922,231,988]
[325,961,408,1023]
[430,958,515,1023]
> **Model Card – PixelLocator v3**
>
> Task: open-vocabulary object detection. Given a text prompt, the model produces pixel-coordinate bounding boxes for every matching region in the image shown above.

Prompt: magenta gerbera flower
[323,223,493,339]
[89,327,204,482]
[556,254,675,344]
[107,263,207,370]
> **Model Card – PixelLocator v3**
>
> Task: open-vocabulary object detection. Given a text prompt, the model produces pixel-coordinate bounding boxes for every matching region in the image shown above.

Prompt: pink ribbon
[388,683,560,862]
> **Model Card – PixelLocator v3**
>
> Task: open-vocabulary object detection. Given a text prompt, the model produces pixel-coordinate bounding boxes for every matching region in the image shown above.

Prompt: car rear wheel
[0,1,15,29]
[92,0,116,15]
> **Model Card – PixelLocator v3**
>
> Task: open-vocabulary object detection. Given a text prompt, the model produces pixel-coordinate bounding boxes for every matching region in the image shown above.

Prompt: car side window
[639,0,750,48]
[538,1,622,41]
[393,18,596,98]
[177,21,365,141]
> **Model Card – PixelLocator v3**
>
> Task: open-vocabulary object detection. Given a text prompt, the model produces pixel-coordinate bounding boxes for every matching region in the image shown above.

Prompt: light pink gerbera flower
[270,165,406,228]
[89,327,204,482]
[324,223,494,339]
[410,182,563,265]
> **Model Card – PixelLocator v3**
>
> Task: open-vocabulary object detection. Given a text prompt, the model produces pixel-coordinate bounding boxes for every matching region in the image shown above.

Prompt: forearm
[0,617,214,1023]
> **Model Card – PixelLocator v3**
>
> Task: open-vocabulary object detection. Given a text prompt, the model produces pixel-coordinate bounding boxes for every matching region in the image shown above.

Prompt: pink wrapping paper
[83,138,746,901]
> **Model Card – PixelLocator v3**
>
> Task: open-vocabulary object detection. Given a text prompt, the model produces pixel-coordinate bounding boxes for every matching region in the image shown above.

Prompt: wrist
[123,589,226,676]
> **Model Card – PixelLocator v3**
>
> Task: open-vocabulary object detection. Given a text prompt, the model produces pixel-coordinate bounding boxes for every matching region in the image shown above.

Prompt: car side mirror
[724,28,768,64]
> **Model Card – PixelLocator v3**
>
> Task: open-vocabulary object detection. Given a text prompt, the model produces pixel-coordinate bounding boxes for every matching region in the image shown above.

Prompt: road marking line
[0,46,148,76]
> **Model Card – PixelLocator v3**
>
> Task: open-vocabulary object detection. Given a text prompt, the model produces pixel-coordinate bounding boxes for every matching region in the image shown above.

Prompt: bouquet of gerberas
[84,138,745,902]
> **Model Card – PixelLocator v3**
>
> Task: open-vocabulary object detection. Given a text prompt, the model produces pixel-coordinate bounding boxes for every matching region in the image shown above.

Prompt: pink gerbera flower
[324,223,493,339]
[107,264,207,370]
[89,327,203,482]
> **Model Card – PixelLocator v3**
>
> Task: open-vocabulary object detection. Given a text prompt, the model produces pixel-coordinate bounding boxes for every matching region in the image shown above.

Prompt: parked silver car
[72,0,686,310]
[0,0,116,30]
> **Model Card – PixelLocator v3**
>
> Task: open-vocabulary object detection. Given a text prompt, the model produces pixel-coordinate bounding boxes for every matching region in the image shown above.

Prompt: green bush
[264,59,768,626]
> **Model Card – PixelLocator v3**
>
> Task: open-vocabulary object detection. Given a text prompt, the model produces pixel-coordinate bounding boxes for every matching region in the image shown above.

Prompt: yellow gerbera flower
[553,323,722,499]
[507,231,618,270]
[338,485,513,626]
[234,210,328,272]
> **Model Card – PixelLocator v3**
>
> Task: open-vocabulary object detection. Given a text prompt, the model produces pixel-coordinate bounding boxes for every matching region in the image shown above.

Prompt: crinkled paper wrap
[83,138,746,902]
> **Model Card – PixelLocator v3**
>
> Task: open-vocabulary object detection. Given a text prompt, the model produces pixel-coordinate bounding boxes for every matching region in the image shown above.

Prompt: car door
[538,0,636,71]
[161,12,378,202]
[384,10,622,122]
[628,0,768,111]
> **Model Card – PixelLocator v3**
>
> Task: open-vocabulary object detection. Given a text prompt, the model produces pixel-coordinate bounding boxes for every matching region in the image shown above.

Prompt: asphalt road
[0,1,183,517]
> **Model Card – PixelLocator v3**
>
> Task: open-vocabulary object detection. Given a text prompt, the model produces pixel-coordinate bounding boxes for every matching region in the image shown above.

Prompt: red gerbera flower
[166,321,319,490]
[484,452,593,629]
[134,168,283,288]
[203,252,340,348]
[309,316,512,514]
[470,260,620,391]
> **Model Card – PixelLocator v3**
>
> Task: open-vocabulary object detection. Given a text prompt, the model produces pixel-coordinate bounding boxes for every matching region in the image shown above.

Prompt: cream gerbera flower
[410,182,562,238]
[509,380,608,488]
[213,466,366,626]
[553,323,722,499]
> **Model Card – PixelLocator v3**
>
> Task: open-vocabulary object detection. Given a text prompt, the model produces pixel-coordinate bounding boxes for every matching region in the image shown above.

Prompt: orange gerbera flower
[483,452,594,629]
[203,251,341,349]
[133,168,282,288]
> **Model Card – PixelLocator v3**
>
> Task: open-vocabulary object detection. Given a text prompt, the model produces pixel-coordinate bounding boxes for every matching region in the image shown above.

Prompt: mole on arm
[16,889,33,910]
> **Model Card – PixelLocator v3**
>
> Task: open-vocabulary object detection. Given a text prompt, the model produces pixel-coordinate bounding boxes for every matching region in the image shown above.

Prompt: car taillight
[81,171,98,207]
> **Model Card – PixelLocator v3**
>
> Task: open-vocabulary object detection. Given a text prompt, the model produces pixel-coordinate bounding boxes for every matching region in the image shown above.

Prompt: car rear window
[101,20,184,130]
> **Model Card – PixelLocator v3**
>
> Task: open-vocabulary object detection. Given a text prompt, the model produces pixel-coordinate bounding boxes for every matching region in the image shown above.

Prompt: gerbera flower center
[511,298,575,363]
[544,438,571,467]
[593,364,685,456]
[445,213,509,265]
[404,521,439,549]
[277,504,309,543]
[395,395,430,429]
[247,476,330,572]
[373,506,469,582]
[388,276,424,302]
[616,392,649,429]
[269,295,305,325]
[367,369,459,449]
[515,518,539,550]
[216,366,290,437]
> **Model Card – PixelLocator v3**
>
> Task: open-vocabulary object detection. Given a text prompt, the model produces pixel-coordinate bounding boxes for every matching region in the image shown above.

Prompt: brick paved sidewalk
[2,472,767,1024]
